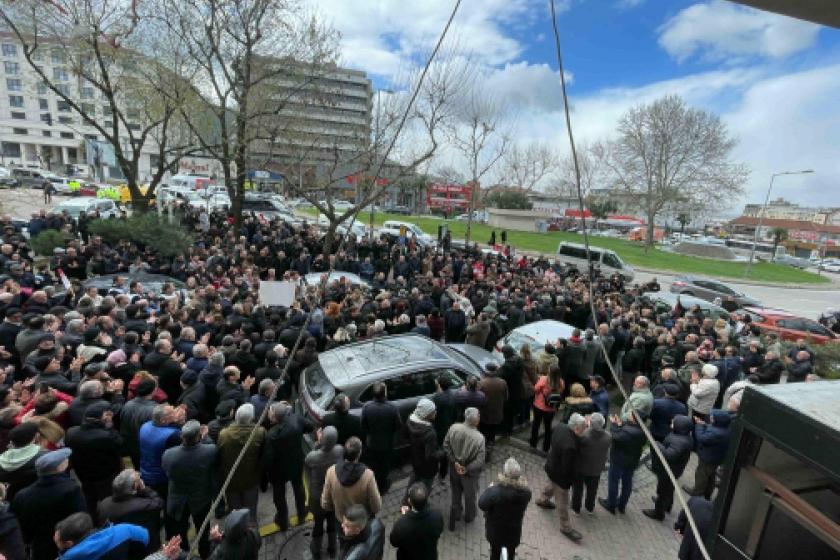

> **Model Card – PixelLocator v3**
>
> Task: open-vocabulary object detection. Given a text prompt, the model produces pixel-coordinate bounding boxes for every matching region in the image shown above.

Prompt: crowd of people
[0,200,829,560]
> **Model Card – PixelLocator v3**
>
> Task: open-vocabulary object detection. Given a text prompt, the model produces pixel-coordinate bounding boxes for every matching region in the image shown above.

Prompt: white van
[168,173,211,190]
[556,241,635,281]
[379,220,436,247]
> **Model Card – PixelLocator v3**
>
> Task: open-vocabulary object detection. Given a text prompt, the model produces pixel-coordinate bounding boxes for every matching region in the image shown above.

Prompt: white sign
[258,280,296,307]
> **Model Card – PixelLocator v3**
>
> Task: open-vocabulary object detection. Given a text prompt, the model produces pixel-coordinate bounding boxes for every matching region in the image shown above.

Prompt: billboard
[426,183,472,211]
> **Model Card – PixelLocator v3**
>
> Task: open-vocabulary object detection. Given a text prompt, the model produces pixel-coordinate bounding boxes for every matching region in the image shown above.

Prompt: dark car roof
[319,334,491,388]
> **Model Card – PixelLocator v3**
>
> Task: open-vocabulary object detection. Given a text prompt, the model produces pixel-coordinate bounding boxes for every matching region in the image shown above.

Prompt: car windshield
[305,363,336,411]
[505,330,540,355]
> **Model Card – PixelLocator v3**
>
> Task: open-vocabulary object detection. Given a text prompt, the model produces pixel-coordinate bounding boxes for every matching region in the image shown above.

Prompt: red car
[740,306,838,345]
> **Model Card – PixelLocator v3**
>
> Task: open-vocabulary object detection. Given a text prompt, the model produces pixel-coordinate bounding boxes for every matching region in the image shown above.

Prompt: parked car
[739,306,838,345]
[11,168,50,189]
[195,185,229,198]
[0,167,19,188]
[556,241,635,282]
[46,175,72,194]
[53,197,119,219]
[185,192,231,211]
[493,319,579,359]
[669,275,761,307]
[81,273,187,297]
[386,205,412,215]
[297,334,496,450]
[642,292,731,322]
[455,211,487,223]
[319,199,354,212]
[773,254,811,269]
[241,198,291,220]
[378,220,436,248]
[304,271,370,290]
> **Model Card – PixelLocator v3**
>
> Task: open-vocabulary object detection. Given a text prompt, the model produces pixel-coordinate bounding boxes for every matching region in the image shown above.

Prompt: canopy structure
[729,0,840,28]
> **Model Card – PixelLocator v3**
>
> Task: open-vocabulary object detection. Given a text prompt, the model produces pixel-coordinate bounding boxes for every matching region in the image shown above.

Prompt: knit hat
[414,398,436,420]
[9,422,39,447]
[503,457,522,479]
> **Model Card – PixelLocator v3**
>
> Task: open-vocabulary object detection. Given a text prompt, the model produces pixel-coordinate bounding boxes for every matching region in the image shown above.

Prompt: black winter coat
[389,508,444,560]
[361,400,402,451]
[11,472,86,560]
[97,488,164,553]
[499,356,524,401]
[653,415,694,478]
[263,413,315,481]
[322,409,363,446]
[0,503,24,560]
[144,351,184,403]
[609,422,646,469]
[65,419,124,486]
[544,424,579,489]
[478,480,531,547]
[405,419,442,481]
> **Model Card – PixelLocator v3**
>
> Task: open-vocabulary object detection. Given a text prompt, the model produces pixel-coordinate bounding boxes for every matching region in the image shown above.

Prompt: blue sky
[319,0,840,208]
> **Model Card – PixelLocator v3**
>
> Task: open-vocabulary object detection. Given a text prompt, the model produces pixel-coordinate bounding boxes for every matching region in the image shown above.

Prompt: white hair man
[443,406,485,531]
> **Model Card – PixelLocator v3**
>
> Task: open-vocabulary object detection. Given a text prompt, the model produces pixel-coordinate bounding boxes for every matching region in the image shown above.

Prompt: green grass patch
[301,208,830,285]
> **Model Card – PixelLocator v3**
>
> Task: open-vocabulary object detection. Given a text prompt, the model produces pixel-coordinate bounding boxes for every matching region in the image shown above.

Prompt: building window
[102,105,113,116]
[11,111,25,120]
[104,120,113,129]
[80,86,94,99]
[1,142,21,158]
[6,78,21,91]
[4,61,19,75]
[38,98,48,110]
[60,132,74,139]
[56,84,71,96]
[51,49,65,65]
[42,130,51,137]
[1,44,17,57]
[9,95,23,108]
[80,103,95,115]
[127,122,141,131]
[12,128,27,135]
[58,116,73,124]
[57,100,71,112]
[52,67,68,81]
[37,81,47,95]
[40,113,52,124]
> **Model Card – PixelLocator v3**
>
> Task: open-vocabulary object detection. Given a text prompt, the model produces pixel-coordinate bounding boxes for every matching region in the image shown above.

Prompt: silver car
[643,292,731,322]
[297,334,496,449]
[494,319,579,359]
[669,275,760,307]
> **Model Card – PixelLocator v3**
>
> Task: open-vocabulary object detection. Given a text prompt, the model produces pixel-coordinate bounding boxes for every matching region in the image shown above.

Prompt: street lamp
[369,88,394,239]
[744,169,814,277]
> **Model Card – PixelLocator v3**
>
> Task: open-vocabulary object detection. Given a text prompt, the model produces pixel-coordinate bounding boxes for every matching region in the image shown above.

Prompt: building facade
[0,35,160,181]
[742,198,840,225]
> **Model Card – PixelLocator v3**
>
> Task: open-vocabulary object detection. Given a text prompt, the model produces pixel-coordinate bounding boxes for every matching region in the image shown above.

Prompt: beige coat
[320,462,382,521]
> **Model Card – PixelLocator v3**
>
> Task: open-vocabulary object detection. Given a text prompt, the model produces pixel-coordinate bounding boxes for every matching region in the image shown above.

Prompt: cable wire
[548,1,712,558]
[187,0,463,554]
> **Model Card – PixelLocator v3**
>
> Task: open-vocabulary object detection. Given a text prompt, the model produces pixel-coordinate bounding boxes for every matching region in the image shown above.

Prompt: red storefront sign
[427,183,472,210]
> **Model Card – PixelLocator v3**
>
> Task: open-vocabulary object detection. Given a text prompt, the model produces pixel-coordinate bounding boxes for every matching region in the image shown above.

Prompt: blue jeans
[606,462,634,511]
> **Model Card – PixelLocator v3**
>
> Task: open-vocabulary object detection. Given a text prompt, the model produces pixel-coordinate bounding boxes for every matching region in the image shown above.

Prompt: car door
[774,318,807,342]
[691,280,717,301]
[800,320,834,344]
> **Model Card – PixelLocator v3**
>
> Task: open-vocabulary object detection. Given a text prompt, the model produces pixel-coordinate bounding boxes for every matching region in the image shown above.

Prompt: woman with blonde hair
[563,383,596,423]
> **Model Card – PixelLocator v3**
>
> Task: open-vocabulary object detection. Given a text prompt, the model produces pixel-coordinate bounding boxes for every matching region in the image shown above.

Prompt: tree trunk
[646,210,655,253]
[323,222,338,257]
[465,181,476,244]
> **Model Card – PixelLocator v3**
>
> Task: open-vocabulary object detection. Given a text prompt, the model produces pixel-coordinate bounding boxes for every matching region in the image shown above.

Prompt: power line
[547,1,712,558]
[187,0,464,554]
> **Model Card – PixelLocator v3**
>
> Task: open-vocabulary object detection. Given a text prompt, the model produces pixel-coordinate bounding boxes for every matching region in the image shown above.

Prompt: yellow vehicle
[97,185,121,201]
[116,184,154,205]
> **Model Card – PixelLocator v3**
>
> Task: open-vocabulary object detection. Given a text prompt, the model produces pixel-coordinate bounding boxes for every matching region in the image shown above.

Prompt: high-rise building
[0,34,160,180]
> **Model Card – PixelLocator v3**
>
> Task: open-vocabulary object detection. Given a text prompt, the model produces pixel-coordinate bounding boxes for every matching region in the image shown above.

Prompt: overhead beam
[728,1,840,28]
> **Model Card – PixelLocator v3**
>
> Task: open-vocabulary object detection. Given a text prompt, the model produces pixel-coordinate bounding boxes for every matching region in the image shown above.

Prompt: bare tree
[0,0,198,209]
[156,0,338,224]
[498,141,559,192]
[285,55,469,255]
[603,95,748,248]
[447,84,510,243]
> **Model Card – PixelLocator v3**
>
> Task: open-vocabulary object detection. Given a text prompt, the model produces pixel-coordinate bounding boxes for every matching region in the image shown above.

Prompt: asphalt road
[2,188,835,320]
[633,270,838,321]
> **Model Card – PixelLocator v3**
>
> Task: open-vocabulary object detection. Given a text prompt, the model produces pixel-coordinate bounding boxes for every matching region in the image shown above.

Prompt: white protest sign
[258,280,296,307]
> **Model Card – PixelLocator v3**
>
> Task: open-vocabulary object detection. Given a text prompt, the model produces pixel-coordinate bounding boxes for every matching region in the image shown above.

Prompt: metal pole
[745,173,776,278]
[744,169,813,278]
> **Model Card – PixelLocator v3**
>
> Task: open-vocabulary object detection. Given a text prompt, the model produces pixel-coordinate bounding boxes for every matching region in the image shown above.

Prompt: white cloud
[318,0,545,80]
[658,0,821,63]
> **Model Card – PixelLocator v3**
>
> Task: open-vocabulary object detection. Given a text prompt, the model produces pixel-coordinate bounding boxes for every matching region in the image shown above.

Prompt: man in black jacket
[361,382,402,494]
[322,394,363,446]
[263,401,314,530]
[177,369,207,422]
[498,345,523,436]
[643,414,693,520]
[535,413,586,542]
[756,350,785,384]
[443,302,466,343]
[65,401,124,521]
[143,338,186,403]
[98,469,164,555]
[432,377,457,478]
[478,457,532,560]
[405,399,443,495]
[11,448,87,560]
[390,482,444,560]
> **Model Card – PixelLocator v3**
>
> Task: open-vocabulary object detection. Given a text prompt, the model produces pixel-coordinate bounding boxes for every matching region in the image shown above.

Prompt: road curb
[631,266,840,291]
